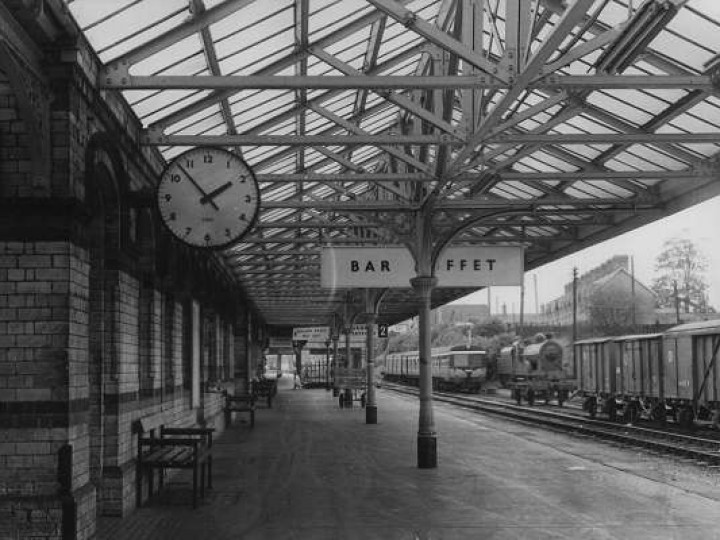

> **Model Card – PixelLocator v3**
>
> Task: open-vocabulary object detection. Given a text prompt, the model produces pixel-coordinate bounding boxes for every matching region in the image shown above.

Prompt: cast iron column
[324,339,331,390]
[344,325,353,407]
[332,334,339,396]
[410,275,438,468]
[365,314,377,424]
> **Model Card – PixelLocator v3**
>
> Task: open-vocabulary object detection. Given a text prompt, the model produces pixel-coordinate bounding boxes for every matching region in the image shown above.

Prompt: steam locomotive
[498,335,575,405]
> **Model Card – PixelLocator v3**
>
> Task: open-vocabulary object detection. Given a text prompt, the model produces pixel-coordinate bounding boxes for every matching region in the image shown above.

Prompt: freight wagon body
[575,320,720,428]
[576,333,663,422]
[662,320,720,427]
[575,336,616,399]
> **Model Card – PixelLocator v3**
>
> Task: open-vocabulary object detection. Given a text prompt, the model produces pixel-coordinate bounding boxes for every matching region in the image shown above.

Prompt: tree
[651,239,710,313]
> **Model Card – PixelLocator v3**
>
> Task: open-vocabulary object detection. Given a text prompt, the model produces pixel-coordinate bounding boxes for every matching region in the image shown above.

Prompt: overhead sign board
[292,326,330,343]
[267,337,294,353]
[321,245,524,288]
[321,246,412,288]
[339,325,372,345]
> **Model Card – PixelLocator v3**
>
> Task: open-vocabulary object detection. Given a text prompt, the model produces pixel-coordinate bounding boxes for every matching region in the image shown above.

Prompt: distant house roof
[590,268,655,298]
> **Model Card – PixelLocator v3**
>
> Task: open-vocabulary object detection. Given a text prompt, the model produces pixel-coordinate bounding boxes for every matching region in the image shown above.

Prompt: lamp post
[292,339,306,387]
[324,338,331,390]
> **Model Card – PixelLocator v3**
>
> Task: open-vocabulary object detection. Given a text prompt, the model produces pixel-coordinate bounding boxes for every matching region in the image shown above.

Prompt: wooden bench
[224,392,256,428]
[135,420,214,509]
[253,378,277,408]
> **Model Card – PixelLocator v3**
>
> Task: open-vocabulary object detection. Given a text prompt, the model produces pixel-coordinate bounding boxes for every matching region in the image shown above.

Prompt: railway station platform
[98,377,720,540]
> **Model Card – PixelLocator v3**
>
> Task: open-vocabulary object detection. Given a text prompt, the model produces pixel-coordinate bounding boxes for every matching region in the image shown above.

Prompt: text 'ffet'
[442,259,497,271]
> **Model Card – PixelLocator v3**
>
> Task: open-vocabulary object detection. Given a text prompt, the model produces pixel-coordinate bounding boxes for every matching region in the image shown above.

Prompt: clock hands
[200,181,233,206]
[176,163,220,210]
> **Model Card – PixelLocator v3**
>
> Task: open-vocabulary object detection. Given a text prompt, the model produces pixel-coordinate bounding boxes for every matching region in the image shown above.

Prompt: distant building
[539,255,657,326]
[432,304,490,325]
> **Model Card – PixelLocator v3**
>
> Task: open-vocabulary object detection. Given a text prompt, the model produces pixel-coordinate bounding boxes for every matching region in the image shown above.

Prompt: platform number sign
[377,324,389,338]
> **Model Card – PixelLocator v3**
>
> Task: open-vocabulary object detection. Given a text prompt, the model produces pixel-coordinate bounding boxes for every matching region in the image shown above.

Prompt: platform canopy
[61,0,720,327]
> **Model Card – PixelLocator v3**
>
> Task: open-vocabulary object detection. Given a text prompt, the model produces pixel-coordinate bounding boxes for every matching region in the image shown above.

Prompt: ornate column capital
[410,276,438,300]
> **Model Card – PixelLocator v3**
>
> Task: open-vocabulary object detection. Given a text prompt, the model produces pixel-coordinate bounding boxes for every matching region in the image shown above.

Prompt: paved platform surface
[98,378,720,539]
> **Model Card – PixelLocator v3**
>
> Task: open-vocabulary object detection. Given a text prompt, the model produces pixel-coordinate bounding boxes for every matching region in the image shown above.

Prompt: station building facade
[0,17,266,540]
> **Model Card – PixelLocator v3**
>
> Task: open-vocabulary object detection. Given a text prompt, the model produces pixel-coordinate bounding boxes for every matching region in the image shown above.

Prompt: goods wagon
[381,348,489,392]
[662,320,720,428]
[575,320,720,428]
[498,337,575,406]
[575,333,663,422]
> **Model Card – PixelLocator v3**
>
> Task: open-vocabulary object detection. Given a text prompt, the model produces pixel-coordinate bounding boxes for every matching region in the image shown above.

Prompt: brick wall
[1,8,257,538]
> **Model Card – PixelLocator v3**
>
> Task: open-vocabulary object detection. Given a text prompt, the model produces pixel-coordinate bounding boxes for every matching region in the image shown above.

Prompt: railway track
[384,383,720,468]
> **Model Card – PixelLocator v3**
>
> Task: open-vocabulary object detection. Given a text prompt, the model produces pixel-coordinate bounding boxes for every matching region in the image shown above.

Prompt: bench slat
[143,446,194,467]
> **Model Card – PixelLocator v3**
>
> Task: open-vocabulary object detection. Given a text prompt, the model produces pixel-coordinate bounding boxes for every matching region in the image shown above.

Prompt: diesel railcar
[575,320,720,428]
[498,337,575,405]
[381,348,489,392]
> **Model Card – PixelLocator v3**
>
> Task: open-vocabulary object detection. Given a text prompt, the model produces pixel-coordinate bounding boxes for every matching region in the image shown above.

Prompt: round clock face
[157,147,260,249]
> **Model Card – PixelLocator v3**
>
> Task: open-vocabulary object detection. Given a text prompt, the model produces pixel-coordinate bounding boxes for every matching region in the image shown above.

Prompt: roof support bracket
[102,59,130,87]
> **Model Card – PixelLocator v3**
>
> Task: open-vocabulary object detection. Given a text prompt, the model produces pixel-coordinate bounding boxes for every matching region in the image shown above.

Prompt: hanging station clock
[157,147,260,249]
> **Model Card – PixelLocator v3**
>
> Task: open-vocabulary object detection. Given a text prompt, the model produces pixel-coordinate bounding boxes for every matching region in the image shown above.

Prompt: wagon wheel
[585,397,597,419]
[557,389,568,408]
[607,400,618,423]
[650,403,666,425]
[678,407,695,430]
[624,402,640,424]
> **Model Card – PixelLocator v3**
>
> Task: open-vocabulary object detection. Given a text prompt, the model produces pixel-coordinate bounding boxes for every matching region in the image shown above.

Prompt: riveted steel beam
[142,132,463,146]
[99,73,718,91]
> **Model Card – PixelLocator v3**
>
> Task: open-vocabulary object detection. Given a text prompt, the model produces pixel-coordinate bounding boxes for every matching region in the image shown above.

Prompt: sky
[452,194,720,314]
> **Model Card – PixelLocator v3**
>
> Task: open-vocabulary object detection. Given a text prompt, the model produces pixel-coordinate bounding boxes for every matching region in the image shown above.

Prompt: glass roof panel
[209,2,292,44]
[651,31,712,73]
[585,92,653,127]
[136,90,213,127]
[76,1,188,61]
[131,34,204,75]
[308,1,375,41]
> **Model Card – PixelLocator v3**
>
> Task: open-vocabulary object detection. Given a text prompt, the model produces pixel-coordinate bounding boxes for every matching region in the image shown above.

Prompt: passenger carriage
[381,348,489,392]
